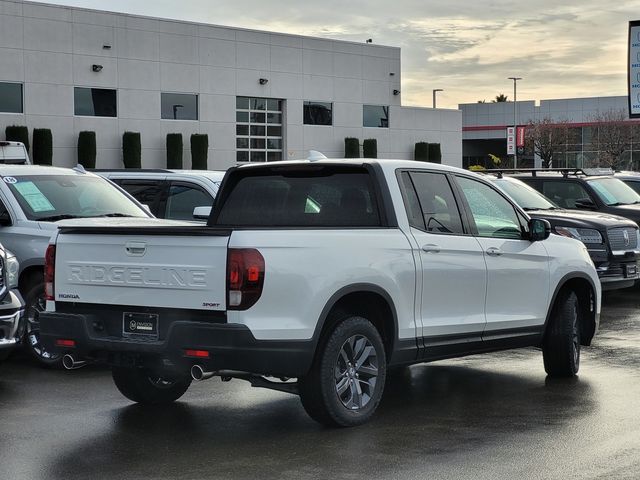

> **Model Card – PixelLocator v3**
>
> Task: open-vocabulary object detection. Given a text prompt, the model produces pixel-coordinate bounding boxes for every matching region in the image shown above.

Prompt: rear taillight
[227,248,265,310]
[44,244,56,301]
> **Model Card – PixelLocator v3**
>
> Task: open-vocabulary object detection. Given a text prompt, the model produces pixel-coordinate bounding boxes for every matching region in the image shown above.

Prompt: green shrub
[190,134,208,169]
[428,143,442,164]
[122,131,141,168]
[166,133,183,169]
[77,131,96,169]
[5,125,29,153]
[415,142,430,162]
[363,139,377,158]
[344,137,360,158]
[32,128,53,165]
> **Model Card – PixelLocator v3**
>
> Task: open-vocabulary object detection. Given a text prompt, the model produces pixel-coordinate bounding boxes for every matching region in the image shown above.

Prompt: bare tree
[525,117,569,168]
[588,109,633,169]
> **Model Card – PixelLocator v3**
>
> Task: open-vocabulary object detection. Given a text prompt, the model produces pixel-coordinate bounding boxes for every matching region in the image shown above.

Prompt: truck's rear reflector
[185,349,210,358]
[44,244,56,301]
[227,248,265,310]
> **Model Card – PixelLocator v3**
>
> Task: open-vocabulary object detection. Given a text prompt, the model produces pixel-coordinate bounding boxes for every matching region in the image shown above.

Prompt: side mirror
[529,218,551,242]
[574,198,596,210]
[193,206,212,220]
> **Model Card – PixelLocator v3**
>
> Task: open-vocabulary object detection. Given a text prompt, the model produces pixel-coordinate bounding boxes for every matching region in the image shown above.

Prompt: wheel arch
[310,284,399,365]
[18,264,44,294]
[544,273,598,346]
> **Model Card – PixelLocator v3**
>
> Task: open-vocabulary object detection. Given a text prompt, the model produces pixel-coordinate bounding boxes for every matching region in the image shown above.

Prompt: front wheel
[299,316,386,427]
[24,278,62,368]
[543,290,581,377]
[112,367,192,404]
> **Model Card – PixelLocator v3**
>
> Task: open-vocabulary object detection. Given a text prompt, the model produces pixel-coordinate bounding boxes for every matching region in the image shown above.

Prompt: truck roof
[235,158,470,176]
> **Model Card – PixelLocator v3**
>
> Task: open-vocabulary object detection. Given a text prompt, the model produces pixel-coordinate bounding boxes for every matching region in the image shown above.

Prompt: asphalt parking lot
[1,288,639,480]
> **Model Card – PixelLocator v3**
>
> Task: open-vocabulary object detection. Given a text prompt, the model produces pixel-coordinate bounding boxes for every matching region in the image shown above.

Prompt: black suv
[507,169,640,227]
[487,174,640,290]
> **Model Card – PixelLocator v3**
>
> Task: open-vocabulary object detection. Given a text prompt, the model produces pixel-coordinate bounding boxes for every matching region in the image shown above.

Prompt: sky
[44,0,640,109]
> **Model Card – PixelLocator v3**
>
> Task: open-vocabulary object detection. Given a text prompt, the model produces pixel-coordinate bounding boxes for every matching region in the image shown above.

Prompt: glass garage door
[236,97,284,162]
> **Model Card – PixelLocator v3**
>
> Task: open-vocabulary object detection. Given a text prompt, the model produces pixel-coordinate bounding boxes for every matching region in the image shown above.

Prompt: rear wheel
[24,277,62,368]
[299,316,386,427]
[543,290,581,377]
[112,367,192,404]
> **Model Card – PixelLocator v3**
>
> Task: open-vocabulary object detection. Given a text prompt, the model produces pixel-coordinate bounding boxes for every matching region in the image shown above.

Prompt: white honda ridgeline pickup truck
[40,159,601,427]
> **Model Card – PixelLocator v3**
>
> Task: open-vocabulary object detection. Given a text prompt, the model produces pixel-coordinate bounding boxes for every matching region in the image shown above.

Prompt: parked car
[0,247,25,363]
[487,174,640,290]
[0,141,30,165]
[40,159,600,427]
[96,169,226,222]
[0,165,152,366]
[510,168,640,225]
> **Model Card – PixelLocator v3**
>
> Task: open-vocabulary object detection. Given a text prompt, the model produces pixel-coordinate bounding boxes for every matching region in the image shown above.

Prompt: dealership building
[460,96,640,169]
[0,0,462,169]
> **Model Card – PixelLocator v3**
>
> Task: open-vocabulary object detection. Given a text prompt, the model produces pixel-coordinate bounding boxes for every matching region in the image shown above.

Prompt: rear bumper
[39,311,315,378]
[0,291,25,353]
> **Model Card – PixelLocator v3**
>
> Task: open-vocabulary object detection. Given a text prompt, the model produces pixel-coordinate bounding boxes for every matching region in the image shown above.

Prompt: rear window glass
[215,168,381,227]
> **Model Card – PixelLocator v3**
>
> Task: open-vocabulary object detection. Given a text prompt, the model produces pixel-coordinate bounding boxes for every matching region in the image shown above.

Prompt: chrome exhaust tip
[191,364,215,381]
[62,354,88,370]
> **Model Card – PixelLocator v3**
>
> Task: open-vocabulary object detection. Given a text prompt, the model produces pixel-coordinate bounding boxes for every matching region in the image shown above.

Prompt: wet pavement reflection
[1,287,639,479]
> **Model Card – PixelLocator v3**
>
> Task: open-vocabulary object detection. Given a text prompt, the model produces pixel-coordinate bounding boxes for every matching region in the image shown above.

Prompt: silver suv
[0,165,151,365]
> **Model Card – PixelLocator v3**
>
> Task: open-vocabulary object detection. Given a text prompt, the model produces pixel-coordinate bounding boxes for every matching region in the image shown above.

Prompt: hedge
[32,128,53,165]
[77,131,96,169]
[122,131,141,168]
[363,139,377,158]
[344,137,360,158]
[191,134,208,169]
[428,143,442,164]
[166,133,183,169]
[5,125,29,153]
[415,142,430,162]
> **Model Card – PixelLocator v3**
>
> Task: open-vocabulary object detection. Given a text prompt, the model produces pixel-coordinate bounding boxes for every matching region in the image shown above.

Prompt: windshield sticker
[2,177,17,184]
[13,181,55,212]
[588,182,617,205]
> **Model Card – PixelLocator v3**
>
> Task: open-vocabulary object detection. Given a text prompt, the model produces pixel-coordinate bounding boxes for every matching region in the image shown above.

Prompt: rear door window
[215,167,381,227]
[114,180,167,218]
[407,171,464,234]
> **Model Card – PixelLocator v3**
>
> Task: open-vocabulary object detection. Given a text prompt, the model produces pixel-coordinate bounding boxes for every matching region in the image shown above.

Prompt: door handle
[421,244,441,253]
[485,247,502,256]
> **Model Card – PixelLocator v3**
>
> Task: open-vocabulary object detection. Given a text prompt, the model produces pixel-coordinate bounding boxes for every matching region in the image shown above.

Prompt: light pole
[432,89,443,108]
[507,77,522,167]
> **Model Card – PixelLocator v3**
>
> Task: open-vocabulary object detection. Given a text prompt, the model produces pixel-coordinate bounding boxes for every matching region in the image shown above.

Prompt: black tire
[543,290,581,377]
[23,277,62,368]
[112,367,192,404]
[299,316,386,427]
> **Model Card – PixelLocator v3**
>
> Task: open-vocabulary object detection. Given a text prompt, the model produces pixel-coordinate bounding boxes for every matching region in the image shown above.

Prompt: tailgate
[54,228,229,311]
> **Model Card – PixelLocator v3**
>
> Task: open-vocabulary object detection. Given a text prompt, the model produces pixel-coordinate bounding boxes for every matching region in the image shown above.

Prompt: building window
[74,87,117,117]
[0,82,23,114]
[363,105,389,128]
[161,93,198,120]
[236,96,284,163]
[304,101,332,126]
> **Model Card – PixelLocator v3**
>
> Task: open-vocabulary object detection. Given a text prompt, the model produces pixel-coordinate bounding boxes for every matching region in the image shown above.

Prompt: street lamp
[432,89,443,108]
[507,77,522,167]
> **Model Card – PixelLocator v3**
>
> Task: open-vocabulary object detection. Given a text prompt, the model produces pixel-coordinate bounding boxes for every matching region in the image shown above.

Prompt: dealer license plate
[123,312,159,337]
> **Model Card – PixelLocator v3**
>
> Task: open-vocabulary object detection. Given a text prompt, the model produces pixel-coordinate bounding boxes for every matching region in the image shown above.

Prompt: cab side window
[166,182,213,221]
[456,176,523,239]
[114,180,166,218]
[541,181,591,209]
[400,171,465,234]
